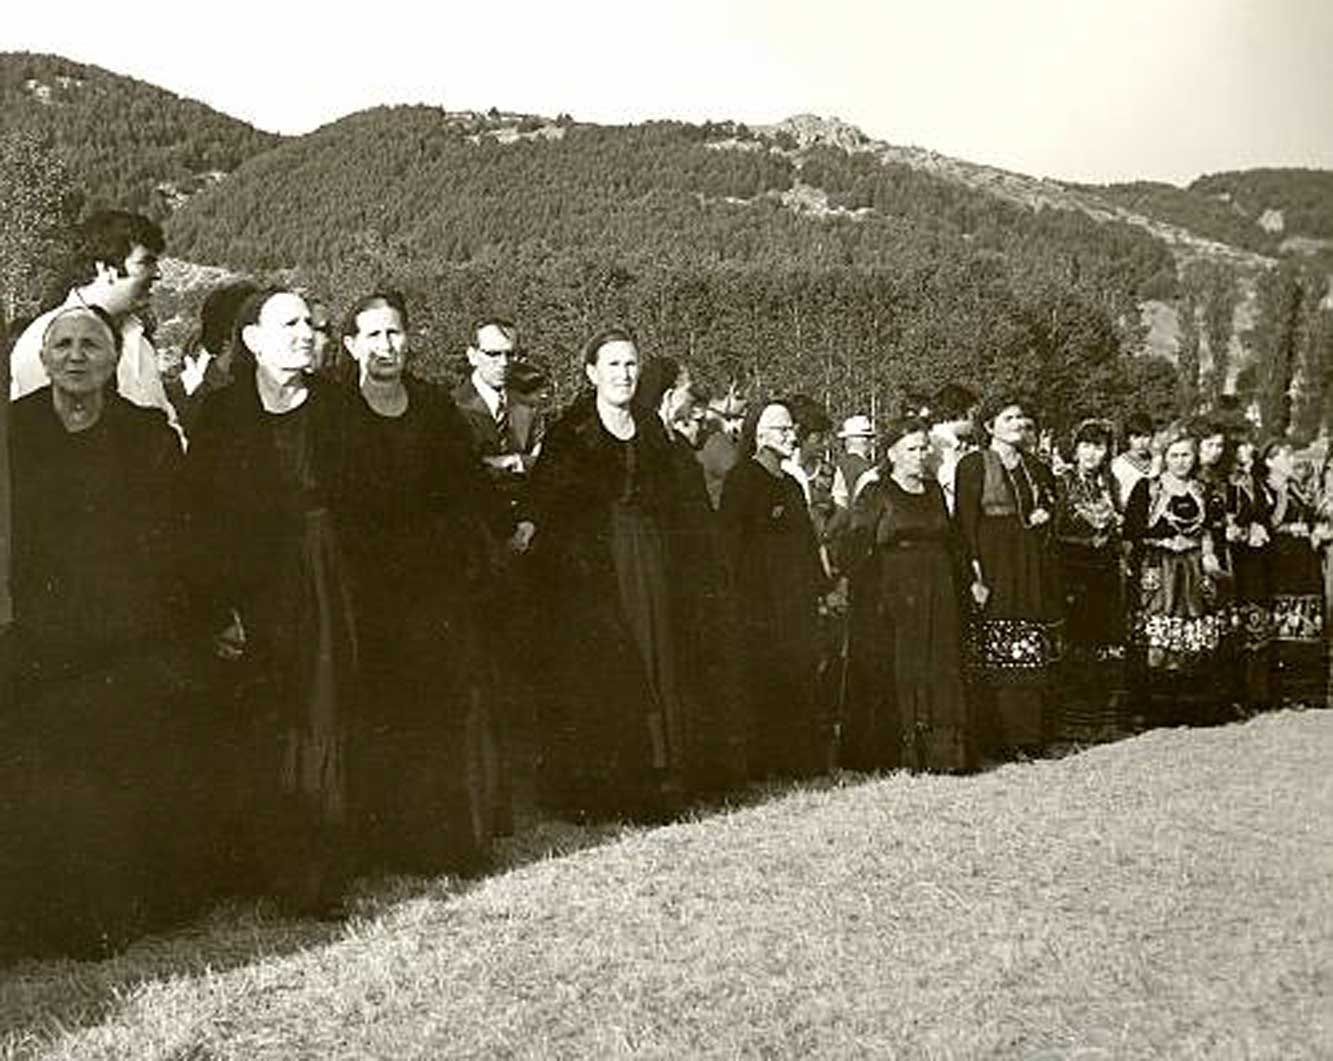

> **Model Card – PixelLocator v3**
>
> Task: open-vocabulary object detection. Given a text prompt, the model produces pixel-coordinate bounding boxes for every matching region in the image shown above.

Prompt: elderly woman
[1052,419,1126,741]
[719,399,829,780]
[844,417,971,772]
[2,305,191,955]
[338,291,512,873]
[1258,440,1327,707]
[528,328,684,820]
[1124,428,1227,726]
[186,287,358,913]
[954,394,1062,758]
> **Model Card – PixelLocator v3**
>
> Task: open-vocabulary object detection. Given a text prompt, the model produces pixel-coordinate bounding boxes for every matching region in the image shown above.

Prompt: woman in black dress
[1226,436,1274,714]
[2,306,193,955]
[719,400,829,780]
[1052,419,1126,741]
[338,292,509,874]
[1257,440,1327,706]
[955,395,1062,757]
[844,417,971,772]
[187,288,358,913]
[528,327,685,820]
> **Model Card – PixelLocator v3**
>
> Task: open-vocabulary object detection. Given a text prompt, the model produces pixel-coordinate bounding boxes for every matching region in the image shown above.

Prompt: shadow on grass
[0,772,856,1052]
[0,740,1111,1052]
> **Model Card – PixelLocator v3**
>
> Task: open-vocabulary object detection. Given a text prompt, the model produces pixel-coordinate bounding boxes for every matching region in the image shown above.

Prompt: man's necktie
[494,390,510,447]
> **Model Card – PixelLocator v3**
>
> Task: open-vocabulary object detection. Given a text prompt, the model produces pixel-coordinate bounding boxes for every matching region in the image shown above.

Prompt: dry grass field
[3,709,1331,1059]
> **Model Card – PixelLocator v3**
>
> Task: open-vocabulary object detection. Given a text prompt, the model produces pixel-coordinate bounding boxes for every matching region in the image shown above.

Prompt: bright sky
[8,0,1333,185]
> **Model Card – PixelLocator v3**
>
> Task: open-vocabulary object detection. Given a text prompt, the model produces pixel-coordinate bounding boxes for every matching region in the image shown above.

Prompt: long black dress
[1265,483,1326,706]
[187,368,359,912]
[1052,466,1125,740]
[528,397,685,819]
[955,448,1063,753]
[844,476,972,772]
[719,457,827,780]
[1227,473,1274,712]
[338,378,506,874]
[2,391,193,955]
[662,428,746,792]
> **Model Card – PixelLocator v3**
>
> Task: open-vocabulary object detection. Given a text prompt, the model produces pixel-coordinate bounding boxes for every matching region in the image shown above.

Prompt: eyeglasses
[477,348,522,360]
[760,423,797,434]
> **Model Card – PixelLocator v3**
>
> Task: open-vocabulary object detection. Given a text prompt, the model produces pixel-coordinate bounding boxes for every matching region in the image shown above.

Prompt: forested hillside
[0,52,280,218]
[4,54,1331,436]
[158,106,1191,427]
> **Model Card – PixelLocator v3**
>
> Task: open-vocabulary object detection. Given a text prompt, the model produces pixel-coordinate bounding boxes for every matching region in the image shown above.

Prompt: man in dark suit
[452,318,543,551]
[451,317,545,826]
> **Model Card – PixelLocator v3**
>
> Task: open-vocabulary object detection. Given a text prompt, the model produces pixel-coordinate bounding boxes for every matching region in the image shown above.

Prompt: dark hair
[1123,411,1154,439]
[581,325,637,367]
[41,303,122,352]
[229,286,298,369]
[633,356,684,414]
[931,383,978,422]
[978,392,1028,432]
[782,393,833,442]
[341,290,409,341]
[197,280,260,355]
[74,210,164,283]
[1072,419,1113,450]
[883,415,929,451]
[473,316,517,346]
[1258,437,1292,469]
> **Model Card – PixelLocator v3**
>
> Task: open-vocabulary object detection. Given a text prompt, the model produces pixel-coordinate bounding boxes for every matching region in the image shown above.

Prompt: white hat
[837,414,875,439]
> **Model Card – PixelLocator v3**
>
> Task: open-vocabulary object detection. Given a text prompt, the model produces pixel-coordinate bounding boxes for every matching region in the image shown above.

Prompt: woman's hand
[214,610,246,661]
[970,580,991,608]
[1248,523,1270,548]
[1202,551,1222,576]
[1028,507,1050,528]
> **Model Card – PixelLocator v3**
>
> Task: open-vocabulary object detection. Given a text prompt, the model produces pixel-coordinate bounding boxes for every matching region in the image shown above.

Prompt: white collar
[470,370,506,417]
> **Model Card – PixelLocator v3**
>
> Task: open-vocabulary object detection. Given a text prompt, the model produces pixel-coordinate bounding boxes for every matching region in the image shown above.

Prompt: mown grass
[3,710,1331,1059]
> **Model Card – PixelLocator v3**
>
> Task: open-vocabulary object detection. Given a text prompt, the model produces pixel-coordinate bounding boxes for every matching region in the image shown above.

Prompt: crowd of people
[2,210,1330,958]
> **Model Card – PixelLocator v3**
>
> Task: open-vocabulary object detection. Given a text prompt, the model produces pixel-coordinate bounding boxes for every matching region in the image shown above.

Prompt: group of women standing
[3,293,1330,959]
[840,397,1331,779]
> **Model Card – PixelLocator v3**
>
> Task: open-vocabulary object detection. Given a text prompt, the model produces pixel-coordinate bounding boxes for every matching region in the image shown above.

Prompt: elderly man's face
[756,404,797,458]
[41,310,119,396]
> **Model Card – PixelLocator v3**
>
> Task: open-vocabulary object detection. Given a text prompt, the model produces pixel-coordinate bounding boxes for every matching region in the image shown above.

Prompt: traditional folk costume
[844,474,972,772]
[528,396,685,820]
[1264,480,1327,706]
[1125,474,1227,724]
[720,457,828,781]
[1052,465,1126,740]
[955,448,1063,754]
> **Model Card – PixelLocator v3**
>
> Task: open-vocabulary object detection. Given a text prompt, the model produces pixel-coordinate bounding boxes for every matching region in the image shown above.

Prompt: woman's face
[1266,444,1295,482]
[1236,441,1254,471]
[585,339,639,408]
[245,292,315,378]
[1075,439,1107,473]
[987,404,1026,446]
[889,430,929,478]
[1199,433,1225,468]
[1164,439,1196,479]
[40,310,119,396]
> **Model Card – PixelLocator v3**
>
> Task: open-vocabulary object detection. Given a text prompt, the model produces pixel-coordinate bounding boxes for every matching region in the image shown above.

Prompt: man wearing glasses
[453,318,544,530]
[8,210,185,448]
